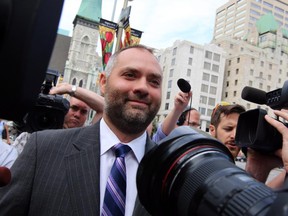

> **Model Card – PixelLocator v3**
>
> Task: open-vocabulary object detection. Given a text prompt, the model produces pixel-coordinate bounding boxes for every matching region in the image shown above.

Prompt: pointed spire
[77,0,102,22]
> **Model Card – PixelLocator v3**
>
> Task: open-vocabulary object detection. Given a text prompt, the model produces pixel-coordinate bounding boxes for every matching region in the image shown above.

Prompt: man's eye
[150,79,161,87]
[124,73,135,78]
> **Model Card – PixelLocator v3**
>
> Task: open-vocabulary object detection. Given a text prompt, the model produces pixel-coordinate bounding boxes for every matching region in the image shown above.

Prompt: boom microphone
[177,79,191,93]
[242,82,288,109]
[0,166,11,187]
[241,86,266,105]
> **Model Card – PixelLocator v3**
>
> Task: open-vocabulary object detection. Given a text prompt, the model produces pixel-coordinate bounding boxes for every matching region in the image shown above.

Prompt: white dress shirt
[100,118,147,216]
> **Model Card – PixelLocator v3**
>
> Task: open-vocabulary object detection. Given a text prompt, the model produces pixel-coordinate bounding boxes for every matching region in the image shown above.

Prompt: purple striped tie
[101,144,131,216]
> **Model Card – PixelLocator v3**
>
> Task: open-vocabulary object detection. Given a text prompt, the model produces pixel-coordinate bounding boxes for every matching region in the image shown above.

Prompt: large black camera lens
[137,126,276,216]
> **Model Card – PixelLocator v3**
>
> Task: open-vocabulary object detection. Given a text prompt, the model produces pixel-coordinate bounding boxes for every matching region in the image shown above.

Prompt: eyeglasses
[211,101,230,118]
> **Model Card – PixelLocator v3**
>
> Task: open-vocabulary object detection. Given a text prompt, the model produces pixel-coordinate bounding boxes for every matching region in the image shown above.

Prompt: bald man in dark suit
[0,45,163,216]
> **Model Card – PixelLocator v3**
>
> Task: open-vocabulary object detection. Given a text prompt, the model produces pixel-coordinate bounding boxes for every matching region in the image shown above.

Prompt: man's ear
[209,124,216,137]
[99,73,107,95]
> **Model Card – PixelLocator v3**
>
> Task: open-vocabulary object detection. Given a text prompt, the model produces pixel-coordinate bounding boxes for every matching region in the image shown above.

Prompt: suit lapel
[65,123,101,216]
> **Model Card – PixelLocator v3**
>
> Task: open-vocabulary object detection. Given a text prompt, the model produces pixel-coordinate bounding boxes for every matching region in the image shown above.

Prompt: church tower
[63,0,102,92]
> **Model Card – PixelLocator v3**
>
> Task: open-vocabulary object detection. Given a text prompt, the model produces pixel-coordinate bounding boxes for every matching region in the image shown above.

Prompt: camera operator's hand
[245,148,282,183]
[245,110,288,188]
[265,110,288,172]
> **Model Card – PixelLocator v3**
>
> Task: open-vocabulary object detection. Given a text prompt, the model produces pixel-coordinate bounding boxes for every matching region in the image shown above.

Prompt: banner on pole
[123,18,132,47]
[99,18,118,70]
[130,28,143,45]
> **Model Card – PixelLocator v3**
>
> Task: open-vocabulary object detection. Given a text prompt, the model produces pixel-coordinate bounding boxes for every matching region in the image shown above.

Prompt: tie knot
[113,144,131,157]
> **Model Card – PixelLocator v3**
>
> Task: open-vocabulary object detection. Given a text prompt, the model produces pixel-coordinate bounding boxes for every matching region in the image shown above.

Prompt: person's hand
[49,82,71,95]
[174,91,192,113]
[245,148,282,183]
[265,110,288,173]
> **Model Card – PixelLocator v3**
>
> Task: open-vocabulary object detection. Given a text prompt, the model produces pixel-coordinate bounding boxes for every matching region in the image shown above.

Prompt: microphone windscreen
[177,79,191,93]
[241,86,266,105]
[0,166,11,187]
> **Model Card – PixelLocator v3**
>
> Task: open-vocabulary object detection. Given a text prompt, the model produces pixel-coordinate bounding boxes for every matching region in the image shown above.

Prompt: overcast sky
[59,0,229,50]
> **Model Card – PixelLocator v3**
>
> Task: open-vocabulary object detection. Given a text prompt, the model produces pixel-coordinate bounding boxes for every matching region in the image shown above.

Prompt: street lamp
[115,0,133,52]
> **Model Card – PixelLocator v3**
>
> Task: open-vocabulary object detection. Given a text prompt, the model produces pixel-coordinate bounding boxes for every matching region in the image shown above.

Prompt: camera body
[235,108,284,152]
[15,70,69,133]
[236,81,288,152]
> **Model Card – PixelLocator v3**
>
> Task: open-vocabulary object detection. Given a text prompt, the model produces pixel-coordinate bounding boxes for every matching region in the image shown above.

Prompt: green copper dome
[77,0,102,22]
[256,13,278,34]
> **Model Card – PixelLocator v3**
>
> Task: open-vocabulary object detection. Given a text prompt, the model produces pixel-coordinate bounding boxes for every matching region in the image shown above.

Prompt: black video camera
[235,81,288,152]
[15,70,70,133]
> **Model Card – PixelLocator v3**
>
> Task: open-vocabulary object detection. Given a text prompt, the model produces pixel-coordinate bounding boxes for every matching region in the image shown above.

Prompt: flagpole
[111,0,117,22]
[115,0,133,52]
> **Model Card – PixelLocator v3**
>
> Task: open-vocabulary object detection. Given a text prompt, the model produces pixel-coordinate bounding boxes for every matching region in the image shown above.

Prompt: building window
[226,81,229,87]
[251,58,255,64]
[188,57,193,65]
[199,107,206,115]
[237,57,240,63]
[212,64,219,72]
[169,69,174,77]
[235,80,238,85]
[259,83,263,89]
[203,73,210,81]
[213,53,220,62]
[249,80,253,86]
[204,62,211,70]
[225,92,228,97]
[187,68,191,77]
[208,98,216,106]
[236,68,239,74]
[260,72,263,78]
[200,96,207,104]
[201,84,208,93]
[205,51,212,59]
[228,60,231,66]
[171,58,176,66]
[166,91,171,99]
[168,80,172,88]
[250,69,254,75]
[267,85,271,91]
[165,103,169,110]
[227,70,230,76]
[190,46,194,54]
[261,61,264,67]
[173,47,177,56]
[268,74,271,80]
[263,1,273,8]
[209,86,217,95]
[233,91,237,96]
[278,78,282,84]
[269,64,272,69]
[211,75,218,84]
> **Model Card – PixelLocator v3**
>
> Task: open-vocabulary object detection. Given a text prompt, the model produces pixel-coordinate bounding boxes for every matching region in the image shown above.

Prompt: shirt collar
[100,118,147,163]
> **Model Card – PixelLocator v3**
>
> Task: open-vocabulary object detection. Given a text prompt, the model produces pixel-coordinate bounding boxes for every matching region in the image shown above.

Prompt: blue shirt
[0,141,18,168]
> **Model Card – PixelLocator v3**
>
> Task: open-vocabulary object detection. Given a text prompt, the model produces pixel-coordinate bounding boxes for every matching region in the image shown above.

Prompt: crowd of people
[0,45,288,215]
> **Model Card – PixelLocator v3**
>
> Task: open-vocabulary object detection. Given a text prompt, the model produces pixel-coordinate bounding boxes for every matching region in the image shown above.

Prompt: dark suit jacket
[0,122,154,216]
